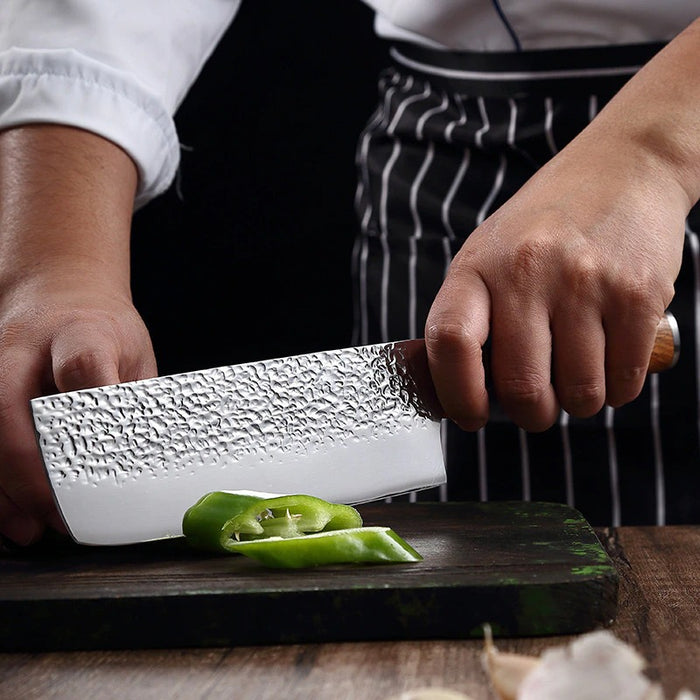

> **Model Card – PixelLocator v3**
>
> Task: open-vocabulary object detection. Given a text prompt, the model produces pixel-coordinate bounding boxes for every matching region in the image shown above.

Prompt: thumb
[425,269,492,431]
[51,321,123,392]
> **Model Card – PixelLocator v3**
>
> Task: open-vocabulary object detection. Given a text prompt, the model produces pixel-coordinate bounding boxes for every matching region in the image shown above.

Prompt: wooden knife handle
[649,311,680,373]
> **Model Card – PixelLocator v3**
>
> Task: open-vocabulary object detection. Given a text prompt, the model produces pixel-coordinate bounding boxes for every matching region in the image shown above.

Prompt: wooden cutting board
[0,501,617,651]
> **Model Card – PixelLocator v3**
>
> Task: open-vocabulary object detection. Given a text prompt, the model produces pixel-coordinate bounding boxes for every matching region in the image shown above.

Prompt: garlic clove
[386,688,474,700]
[481,623,540,700]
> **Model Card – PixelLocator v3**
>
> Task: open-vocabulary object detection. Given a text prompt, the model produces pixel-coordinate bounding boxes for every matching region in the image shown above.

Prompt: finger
[0,349,58,542]
[551,308,606,418]
[604,309,660,407]
[425,270,491,431]
[0,485,43,546]
[51,321,122,391]
[490,301,559,432]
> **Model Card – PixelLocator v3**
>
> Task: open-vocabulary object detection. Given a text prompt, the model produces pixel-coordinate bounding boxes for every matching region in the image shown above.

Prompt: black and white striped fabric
[351,42,700,527]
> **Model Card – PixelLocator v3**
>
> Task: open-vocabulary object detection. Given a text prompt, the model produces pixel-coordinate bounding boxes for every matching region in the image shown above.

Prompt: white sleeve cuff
[0,47,180,209]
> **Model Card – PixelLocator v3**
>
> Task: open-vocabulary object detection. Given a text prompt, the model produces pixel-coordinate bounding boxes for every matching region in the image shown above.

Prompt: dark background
[131,1,386,376]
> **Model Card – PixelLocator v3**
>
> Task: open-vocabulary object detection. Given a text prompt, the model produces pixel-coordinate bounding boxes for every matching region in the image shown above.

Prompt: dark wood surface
[0,502,616,651]
[0,520,697,699]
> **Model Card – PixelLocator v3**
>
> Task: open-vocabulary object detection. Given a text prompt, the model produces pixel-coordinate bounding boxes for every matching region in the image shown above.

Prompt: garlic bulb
[481,625,697,700]
[516,630,662,700]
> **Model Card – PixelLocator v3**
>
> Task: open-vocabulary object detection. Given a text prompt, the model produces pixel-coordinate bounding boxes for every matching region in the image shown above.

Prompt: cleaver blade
[31,339,446,546]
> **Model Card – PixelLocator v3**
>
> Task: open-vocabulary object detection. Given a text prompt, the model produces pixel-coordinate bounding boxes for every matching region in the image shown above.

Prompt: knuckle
[496,372,549,408]
[51,321,120,391]
[560,252,602,297]
[559,380,605,416]
[54,348,111,390]
[607,272,670,316]
[617,279,654,309]
[505,239,550,289]
[608,365,647,383]
[425,320,482,365]
[605,366,647,407]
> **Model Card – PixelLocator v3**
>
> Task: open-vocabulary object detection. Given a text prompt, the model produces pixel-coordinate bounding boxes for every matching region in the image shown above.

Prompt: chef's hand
[0,125,157,546]
[425,19,700,432]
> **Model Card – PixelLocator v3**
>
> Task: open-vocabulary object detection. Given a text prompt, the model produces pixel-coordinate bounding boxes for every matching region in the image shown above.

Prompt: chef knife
[32,337,445,545]
[31,313,679,546]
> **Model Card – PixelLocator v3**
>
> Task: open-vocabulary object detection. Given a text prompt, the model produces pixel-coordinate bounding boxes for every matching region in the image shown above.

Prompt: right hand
[0,124,156,545]
[0,270,157,545]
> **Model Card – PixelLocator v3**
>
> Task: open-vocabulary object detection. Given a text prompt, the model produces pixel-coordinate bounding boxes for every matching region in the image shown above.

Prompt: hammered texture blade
[31,340,446,545]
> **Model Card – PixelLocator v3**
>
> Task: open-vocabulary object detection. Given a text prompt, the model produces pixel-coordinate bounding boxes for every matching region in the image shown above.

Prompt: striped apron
[351,41,700,526]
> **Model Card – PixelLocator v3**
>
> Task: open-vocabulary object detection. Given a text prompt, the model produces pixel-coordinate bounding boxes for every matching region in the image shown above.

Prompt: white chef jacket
[0,1,696,207]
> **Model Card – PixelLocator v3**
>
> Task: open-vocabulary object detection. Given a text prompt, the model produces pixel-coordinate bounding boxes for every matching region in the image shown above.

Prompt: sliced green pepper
[223,527,422,568]
[182,491,363,551]
[182,491,422,568]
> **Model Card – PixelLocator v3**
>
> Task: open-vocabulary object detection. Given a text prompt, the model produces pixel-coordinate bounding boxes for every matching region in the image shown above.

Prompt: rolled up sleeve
[0,1,241,207]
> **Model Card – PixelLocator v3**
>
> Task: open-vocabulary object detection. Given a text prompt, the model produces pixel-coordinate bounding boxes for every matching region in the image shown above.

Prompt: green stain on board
[568,542,611,562]
[516,586,559,636]
[524,539,611,565]
[493,576,525,586]
[570,564,616,577]
[385,590,439,630]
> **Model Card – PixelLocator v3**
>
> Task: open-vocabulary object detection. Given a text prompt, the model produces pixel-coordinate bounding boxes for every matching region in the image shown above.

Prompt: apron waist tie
[389,40,665,96]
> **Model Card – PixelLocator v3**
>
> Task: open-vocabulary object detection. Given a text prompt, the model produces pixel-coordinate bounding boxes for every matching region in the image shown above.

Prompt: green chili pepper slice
[182,490,423,568]
[182,490,363,552]
[223,527,423,568]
